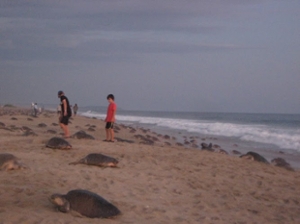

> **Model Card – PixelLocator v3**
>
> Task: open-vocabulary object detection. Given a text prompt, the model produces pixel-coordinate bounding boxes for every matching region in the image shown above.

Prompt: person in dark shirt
[58,90,72,138]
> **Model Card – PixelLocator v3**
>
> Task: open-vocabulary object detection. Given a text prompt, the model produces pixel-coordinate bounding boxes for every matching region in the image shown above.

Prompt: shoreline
[78,108,300,153]
[1,107,300,223]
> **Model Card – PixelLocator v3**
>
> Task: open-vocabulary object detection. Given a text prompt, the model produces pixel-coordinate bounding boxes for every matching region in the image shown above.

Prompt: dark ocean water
[79,107,300,152]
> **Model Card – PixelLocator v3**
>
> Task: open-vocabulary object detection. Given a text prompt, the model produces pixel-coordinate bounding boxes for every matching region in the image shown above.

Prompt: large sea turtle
[271,157,294,171]
[240,151,269,164]
[49,189,121,218]
[69,153,118,167]
[0,153,26,171]
[46,137,72,149]
[201,143,214,152]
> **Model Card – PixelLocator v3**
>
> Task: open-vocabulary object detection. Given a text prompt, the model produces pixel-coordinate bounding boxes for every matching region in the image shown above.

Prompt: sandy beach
[1,107,300,224]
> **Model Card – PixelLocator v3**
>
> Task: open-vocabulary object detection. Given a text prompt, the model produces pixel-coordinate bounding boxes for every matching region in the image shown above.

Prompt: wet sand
[1,107,300,224]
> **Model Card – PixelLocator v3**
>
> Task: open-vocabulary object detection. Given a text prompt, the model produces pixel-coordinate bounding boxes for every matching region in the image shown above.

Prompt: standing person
[58,90,72,138]
[73,104,78,116]
[104,94,117,142]
[34,103,38,117]
[31,102,35,116]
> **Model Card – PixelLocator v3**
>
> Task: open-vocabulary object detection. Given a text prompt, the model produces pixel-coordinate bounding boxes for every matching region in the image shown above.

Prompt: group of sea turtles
[201,143,295,171]
[1,116,296,219]
[0,133,121,219]
[46,135,121,218]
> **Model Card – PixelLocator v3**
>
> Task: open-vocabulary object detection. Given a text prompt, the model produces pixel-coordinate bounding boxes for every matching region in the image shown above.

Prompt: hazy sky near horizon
[0,0,299,113]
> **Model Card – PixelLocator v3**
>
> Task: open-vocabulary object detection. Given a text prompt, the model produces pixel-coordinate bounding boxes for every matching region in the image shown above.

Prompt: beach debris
[27,118,33,121]
[49,189,121,218]
[46,137,72,150]
[0,153,27,171]
[271,157,294,171]
[71,130,95,140]
[0,122,6,128]
[10,117,18,120]
[240,151,269,164]
[38,123,47,128]
[69,153,118,167]
[201,143,214,152]
[51,123,59,126]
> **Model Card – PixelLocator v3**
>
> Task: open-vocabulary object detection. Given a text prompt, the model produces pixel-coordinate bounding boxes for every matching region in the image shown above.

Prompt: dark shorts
[60,116,70,125]
[105,122,114,129]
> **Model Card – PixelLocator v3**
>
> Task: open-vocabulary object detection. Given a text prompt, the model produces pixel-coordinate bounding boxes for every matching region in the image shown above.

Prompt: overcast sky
[0,0,299,113]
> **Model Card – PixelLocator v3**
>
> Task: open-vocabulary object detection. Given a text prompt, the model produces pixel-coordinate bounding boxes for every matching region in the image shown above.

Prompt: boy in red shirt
[104,94,117,142]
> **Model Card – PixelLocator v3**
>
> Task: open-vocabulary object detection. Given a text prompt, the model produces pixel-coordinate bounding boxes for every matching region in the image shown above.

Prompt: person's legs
[110,128,114,142]
[64,124,70,138]
[105,128,110,141]
[60,123,70,138]
[105,122,115,141]
[60,117,70,138]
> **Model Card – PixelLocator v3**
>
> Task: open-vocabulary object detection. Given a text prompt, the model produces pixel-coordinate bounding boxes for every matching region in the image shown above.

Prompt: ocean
[79,107,300,153]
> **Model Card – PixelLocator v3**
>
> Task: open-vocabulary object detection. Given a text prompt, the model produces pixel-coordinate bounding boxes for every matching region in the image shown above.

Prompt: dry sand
[1,107,300,224]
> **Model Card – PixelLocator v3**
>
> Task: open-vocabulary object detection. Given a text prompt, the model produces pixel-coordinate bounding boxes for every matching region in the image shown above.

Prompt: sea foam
[80,110,300,151]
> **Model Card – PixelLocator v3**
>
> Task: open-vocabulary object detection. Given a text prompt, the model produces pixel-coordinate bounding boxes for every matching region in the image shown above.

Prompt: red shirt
[105,102,117,122]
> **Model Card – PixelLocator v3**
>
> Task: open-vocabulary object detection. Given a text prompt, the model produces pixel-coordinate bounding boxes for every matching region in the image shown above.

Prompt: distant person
[57,104,61,116]
[31,102,35,116]
[104,94,117,142]
[34,103,38,117]
[73,104,78,116]
[58,90,72,138]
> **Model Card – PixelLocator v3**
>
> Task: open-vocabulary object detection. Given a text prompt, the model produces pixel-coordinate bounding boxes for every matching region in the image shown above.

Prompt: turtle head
[49,194,70,213]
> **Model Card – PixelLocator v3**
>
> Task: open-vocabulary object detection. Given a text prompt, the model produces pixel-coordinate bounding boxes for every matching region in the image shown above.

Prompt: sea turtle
[38,123,47,128]
[46,129,57,134]
[49,189,121,218]
[240,151,269,164]
[69,153,118,167]
[271,157,294,171]
[71,130,95,140]
[201,143,214,152]
[232,150,241,155]
[114,137,134,143]
[0,153,26,171]
[215,149,228,155]
[46,137,72,149]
